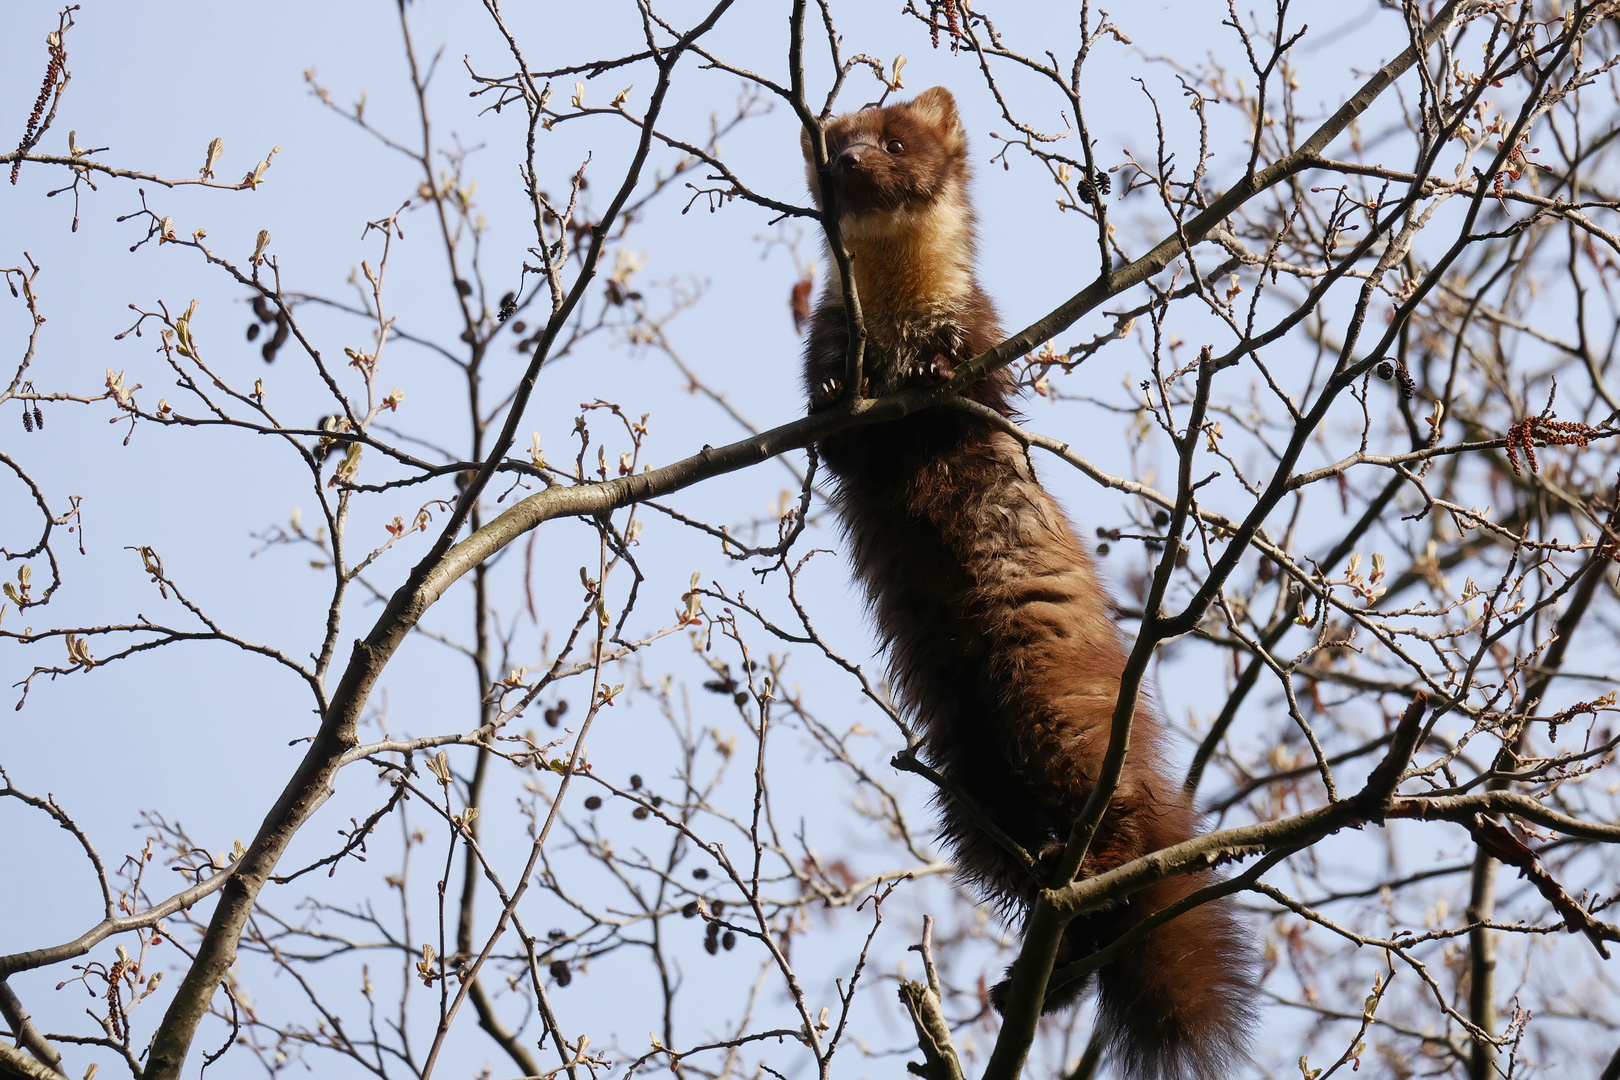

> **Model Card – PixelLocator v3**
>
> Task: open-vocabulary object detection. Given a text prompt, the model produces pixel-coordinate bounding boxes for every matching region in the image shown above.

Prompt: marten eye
[885,139,904,154]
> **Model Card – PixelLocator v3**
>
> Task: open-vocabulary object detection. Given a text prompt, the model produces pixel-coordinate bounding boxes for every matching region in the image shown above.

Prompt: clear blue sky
[3,3,1484,1078]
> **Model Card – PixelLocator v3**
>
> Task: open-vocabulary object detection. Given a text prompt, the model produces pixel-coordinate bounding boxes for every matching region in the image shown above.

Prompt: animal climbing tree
[3,2,1620,1078]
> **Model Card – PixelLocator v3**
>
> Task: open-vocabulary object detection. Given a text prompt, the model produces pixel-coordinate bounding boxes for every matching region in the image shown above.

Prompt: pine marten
[801,87,1255,1079]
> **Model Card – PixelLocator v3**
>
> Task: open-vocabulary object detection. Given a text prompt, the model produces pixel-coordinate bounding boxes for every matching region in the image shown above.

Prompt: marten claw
[809,376,844,410]
[904,356,949,384]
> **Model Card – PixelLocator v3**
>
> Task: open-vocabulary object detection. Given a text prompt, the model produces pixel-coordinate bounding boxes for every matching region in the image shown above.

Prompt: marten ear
[908,87,963,140]
[800,123,815,163]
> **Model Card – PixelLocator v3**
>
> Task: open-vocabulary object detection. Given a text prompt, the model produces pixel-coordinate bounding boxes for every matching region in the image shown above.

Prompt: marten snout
[833,141,876,174]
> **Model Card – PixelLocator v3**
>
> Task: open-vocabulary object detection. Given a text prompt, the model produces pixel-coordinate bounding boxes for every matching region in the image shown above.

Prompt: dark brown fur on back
[802,88,1254,1080]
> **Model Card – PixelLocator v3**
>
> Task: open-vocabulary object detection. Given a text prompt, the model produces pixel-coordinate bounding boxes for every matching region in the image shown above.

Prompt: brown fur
[802,88,1254,1080]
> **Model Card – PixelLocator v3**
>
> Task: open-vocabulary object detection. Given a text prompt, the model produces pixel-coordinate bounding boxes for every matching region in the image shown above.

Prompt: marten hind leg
[986,794,1159,1015]
[986,909,1122,1015]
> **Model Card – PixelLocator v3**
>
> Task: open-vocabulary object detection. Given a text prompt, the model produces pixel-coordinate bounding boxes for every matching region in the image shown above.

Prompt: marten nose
[834,145,866,173]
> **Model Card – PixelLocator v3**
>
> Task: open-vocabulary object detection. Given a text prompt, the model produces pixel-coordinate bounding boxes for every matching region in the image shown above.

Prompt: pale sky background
[6,3,1577,1078]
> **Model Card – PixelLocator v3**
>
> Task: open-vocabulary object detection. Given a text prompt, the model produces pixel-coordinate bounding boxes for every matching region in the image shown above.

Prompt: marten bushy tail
[1090,877,1256,1080]
[987,821,1255,1079]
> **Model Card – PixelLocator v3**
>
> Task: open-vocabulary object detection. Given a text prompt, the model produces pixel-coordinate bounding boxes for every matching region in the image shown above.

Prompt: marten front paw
[901,355,951,386]
[809,376,844,411]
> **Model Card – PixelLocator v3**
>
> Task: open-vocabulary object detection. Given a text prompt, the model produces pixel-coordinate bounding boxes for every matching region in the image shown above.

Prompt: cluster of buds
[1504,409,1594,476]
[1339,551,1387,605]
[676,571,704,627]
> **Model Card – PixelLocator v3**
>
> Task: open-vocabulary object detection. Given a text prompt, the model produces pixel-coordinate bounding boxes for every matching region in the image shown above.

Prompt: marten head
[801,87,969,220]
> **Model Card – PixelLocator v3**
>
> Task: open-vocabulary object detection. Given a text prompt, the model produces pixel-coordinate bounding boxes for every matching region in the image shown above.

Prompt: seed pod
[1393,361,1416,400]
[261,313,288,363]
[1077,167,1111,205]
